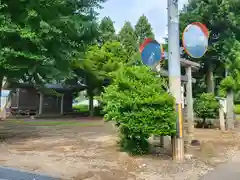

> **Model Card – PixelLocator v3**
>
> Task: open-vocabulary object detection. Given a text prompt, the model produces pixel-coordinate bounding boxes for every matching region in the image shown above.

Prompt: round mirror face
[182,22,209,58]
[140,39,163,67]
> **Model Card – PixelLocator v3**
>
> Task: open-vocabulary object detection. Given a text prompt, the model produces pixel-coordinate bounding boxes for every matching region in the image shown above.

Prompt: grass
[236,117,240,121]
[5,120,102,126]
[72,105,89,113]
[72,104,104,116]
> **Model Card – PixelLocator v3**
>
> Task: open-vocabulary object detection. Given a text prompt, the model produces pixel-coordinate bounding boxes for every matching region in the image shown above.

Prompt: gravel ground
[0,119,239,180]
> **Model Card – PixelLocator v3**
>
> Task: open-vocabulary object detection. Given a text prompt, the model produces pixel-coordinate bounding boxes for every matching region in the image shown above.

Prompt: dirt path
[0,120,239,180]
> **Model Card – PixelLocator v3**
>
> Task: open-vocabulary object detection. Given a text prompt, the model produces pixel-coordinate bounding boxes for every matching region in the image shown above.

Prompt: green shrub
[100,65,176,155]
[119,133,149,155]
[194,93,220,128]
[234,104,240,114]
[94,105,104,116]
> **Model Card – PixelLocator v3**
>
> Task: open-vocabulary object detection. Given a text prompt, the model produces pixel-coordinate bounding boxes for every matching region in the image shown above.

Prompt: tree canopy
[180,0,240,95]
[73,40,128,116]
[0,0,104,86]
[118,21,138,59]
[135,15,155,45]
[99,16,116,44]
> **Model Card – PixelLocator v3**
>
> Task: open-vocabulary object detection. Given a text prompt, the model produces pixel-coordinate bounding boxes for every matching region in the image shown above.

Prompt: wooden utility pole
[167,0,184,160]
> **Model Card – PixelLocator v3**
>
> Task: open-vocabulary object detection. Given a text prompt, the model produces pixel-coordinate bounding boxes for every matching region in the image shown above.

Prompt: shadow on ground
[0,118,110,143]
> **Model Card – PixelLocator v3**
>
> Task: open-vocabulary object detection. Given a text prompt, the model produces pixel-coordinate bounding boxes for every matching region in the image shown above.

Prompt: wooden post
[39,92,43,115]
[89,94,94,117]
[159,136,164,147]
[219,99,225,131]
[185,66,194,143]
[16,88,19,109]
[226,90,234,130]
[61,94,64,115]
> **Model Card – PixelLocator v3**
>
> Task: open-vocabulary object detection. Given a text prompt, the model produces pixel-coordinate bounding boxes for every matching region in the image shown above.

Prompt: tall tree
[73,41,128,116]
[179,0,240,94]
[99,16,116,44]
[118,21,138,60]
[0,0,103,88]
[135,15,155,45]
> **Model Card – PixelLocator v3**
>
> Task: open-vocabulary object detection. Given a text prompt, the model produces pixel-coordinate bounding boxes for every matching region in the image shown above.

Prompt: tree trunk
[202,118,206,128]
[0,76,4,120]
[207,62,215,93]
[89,94,94,117]
[160,136,164,148]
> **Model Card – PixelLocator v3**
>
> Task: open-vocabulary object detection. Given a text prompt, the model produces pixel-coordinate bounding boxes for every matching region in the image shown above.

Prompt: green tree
[220,40,240,90]
[0,0,103,88]
[74,41,127,116]
[135,15,155,45]
[118,21,138,60]
[180,0,240,94]
[101,65,176,155]
[194,93,220,128]
[99,16,116,44]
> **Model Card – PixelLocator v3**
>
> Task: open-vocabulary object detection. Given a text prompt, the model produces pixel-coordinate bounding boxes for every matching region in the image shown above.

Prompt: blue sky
[98,0,189,43]
[184,25,207,47]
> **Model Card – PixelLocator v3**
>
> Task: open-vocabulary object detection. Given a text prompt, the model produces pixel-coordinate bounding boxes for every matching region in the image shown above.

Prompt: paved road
[201,151,240,180]
[0,167,59,180]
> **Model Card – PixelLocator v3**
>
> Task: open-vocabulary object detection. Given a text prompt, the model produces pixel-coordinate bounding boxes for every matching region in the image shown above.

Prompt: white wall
[0,97,7,110]
[0,90,10,110]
